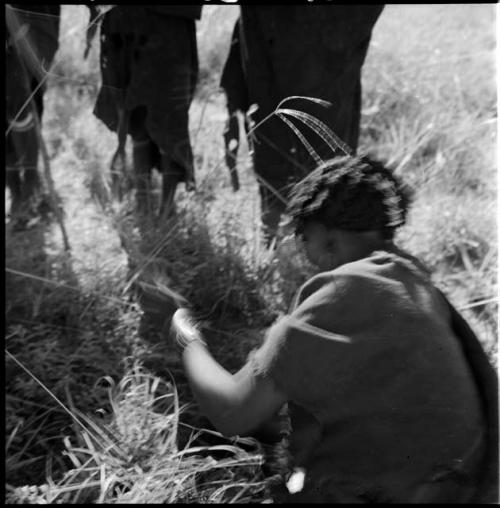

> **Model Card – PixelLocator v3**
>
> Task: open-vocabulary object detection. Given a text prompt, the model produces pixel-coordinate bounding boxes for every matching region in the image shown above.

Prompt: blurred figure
[92,6,202,219]
[173,155,498,503]
[221,6,384,241]
[5,4,60,228]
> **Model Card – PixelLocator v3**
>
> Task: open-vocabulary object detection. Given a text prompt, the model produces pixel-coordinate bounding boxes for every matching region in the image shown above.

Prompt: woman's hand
[171,308,207,350]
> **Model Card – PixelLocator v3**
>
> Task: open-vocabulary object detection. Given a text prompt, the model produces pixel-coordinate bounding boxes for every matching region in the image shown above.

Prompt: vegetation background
[5,4,497,503]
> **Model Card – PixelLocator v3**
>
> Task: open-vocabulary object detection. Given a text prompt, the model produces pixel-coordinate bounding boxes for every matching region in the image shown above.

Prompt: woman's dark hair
[286,155,413,240]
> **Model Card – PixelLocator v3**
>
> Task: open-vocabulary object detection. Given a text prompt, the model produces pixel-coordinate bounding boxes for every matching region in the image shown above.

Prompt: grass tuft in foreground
[6,364,268,504]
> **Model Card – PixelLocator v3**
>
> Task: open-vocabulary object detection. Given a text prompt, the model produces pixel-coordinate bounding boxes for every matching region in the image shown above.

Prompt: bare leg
[223,109,240,191]
[110,107,130,201]
[132,137,155,216]
[23,167,41,205]
[21,132,41,204]
[159,153,184,221]
[6,164,22,215]
[9,126,40,216]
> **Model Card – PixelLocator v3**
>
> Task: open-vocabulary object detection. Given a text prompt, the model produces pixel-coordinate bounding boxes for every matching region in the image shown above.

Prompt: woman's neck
[334,230,389,266]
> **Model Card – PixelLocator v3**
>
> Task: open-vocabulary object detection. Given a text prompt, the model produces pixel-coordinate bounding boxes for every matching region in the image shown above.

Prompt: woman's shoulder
[297,248,433,306]
[294,260,379,309]
[337,247,432,282]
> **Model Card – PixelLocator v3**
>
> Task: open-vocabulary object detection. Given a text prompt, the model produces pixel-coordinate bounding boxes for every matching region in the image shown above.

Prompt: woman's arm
[171,308,286,437]
[182,340,287,437]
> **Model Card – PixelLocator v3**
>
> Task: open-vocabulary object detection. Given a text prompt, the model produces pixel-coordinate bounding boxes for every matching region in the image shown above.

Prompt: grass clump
[6,365,268,504]
[5,285,143,487]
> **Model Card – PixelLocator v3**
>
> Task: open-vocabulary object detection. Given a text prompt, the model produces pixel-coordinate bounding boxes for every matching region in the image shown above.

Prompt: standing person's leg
[220,18,248,192]
[23,82,46,201]
[140,15,198,220]
[23,82,44,204]
[6,130,23,215]
[130,107,158,216]
[109,106,131,201]
[223,106,241,192]
[7,107,40,210]
[7,4,61,216]
[7,122,39,230]
[6,43,41,217]
[132,138,154,216]
[159,154,184,220]
[93,8,138,204]
[17,127,40,205]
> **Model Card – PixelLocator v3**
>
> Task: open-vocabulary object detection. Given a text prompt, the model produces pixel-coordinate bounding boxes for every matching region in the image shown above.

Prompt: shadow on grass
[6,216,79,485]
[5,216,138,486]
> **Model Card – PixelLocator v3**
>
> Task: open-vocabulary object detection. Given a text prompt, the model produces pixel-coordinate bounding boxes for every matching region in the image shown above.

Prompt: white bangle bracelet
[172,309,207,349]
[183,336,207,348]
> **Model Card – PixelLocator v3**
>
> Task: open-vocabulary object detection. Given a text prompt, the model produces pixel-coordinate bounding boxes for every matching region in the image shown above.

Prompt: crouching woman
[171,155,498,503]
